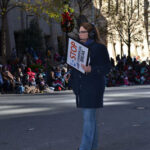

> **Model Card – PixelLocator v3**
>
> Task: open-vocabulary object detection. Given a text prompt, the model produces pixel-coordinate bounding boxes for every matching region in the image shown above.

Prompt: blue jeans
[79,109,99,150]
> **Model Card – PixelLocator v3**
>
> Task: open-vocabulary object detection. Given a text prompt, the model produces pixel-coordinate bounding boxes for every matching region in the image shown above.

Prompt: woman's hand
[81,64,91,73]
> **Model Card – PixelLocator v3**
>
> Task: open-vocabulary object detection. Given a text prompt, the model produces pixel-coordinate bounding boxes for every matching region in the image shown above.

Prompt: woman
[69,22,111,150]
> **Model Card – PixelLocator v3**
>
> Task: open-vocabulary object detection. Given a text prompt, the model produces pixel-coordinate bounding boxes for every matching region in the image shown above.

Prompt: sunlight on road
[0,99,132,118]
[104,101,133,106]
[0,86,150,119]
[0,105,53,116]
[105,91,150,98]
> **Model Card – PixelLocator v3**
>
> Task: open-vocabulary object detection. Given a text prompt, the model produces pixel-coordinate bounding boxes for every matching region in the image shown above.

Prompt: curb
[0,90,74,97]
[106,84,150,90]
[0,85,150,96]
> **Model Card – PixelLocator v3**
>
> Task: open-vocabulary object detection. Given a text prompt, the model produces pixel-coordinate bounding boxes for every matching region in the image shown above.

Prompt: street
[0,85,150,150]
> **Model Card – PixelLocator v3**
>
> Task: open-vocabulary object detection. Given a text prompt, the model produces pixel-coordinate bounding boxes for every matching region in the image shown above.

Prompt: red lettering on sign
[70,41,77,60]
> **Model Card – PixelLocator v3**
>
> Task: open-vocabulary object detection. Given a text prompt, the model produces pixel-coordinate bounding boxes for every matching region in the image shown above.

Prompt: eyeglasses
[79,31,88,34]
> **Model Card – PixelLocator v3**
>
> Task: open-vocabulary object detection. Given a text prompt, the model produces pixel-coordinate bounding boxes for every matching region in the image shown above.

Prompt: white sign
[67,37,89,73]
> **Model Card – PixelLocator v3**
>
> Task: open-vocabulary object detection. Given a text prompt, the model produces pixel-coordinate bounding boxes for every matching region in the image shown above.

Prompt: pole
[65,28,68,63]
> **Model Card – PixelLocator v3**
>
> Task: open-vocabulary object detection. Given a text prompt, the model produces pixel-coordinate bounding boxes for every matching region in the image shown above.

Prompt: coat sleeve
[68,68,74,87]
[90,44,111,76]
[68,68,80,95]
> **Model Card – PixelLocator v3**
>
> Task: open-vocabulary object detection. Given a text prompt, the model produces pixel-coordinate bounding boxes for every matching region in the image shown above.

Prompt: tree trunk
[113,42,116,59]
[128,29,131,57]
[1,14,7,58]
[120,38,123,58]
[128,41,131,57]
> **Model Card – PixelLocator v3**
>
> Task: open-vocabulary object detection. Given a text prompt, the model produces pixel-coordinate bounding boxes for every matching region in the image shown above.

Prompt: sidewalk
[0,84,150,97]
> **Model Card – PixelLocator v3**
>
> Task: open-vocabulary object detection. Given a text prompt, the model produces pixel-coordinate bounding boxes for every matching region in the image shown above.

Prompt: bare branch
[82,0,92,10]
[76,0,92,14]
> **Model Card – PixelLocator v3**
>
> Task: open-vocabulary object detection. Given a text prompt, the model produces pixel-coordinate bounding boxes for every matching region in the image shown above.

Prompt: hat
[27,68,31,72]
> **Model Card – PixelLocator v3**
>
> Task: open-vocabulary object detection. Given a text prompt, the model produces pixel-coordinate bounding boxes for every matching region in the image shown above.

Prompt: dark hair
[79,22,102,43]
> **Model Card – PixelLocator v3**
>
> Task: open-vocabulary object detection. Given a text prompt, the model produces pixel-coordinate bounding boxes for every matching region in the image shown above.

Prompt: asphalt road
[0,85,150,150]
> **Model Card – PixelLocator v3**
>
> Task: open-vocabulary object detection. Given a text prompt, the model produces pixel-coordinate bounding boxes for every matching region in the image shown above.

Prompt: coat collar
[84,39,95,47]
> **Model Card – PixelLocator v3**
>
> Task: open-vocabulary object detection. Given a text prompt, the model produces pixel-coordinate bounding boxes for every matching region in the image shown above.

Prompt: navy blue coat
[69,40,111,108]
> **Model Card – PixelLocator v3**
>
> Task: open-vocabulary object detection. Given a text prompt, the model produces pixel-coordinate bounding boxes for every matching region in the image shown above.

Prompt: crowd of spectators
[0,47,70,94]
[106,55,150,87]
[0,63,71,94]
[0,49,150,94]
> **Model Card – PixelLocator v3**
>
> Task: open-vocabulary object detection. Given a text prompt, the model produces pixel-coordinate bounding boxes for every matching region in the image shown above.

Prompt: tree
[22,0,70,23]
[75,0,92,26]
[101,0,144,57]
[0,0,22,57]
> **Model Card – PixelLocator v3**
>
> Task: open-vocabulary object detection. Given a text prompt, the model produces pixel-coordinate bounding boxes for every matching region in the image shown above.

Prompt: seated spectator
[54,66,61,78]
[37,74,46,91]
[22,74,30,86]
[26,67,36,85]
[61,67,67,87]
[15,77,24,94]
[124,76,130,86]
[30,78,36,86]
[47,70,56,87]
[14,67,24,82]
[52,77,64,91]
[38,68,46,80]
[0,65,4,93]
[140,75,146,84]
[2,65,15,93]
[64,73,71,90]
[135,73,141,85]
